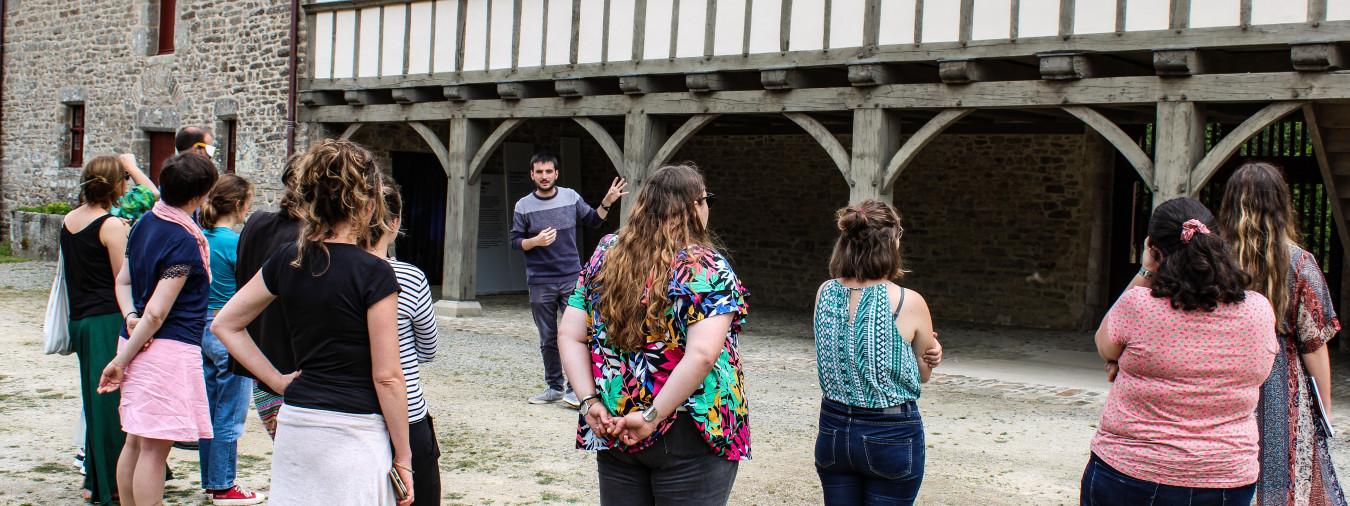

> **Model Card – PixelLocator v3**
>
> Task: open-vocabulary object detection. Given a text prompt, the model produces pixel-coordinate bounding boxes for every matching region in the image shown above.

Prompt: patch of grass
[534,470,560,485]
[0,243,28,264]
[30,462,73,475]
[238,453,267,468]
[541,492,564,502]
[16,202,72,215]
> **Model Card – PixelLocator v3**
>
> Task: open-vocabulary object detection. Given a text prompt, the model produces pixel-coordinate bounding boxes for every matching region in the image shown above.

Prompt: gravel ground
[0,260,1346,505]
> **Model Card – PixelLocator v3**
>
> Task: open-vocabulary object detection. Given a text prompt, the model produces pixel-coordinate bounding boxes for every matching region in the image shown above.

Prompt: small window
[68,105,85,168]
[157,0,176,55]
[224,119,237,174]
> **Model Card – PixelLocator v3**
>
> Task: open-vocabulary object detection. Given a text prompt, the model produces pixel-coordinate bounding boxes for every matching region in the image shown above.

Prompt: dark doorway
[148,132,175,183]
[391,152,447,284]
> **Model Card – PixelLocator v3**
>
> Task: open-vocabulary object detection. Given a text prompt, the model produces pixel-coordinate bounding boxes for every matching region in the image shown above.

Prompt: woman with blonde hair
[558,164,750,505]
[213,139,413,505]
[1218,161,1346,506]
[812,199,940,506]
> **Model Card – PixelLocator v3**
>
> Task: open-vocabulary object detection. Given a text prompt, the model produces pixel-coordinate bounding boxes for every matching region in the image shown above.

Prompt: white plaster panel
[878,0,917,45]
[608,0,636,61]
[518,0,545,67]
[578,0,605,63]
[382,5,408,76]
[644,0,676,58]
[789,0,826,51]
[463,0,489,71]
[748,0,783,53]
[921,0,961,42]
[334,10,357,78]
[489,0,515,69]
[714,0,748,55]
[971,0,1011,40]
[314,11,334,78]
[1331,0,1350,21]
[545,0,573,64]
[676,0,709,57]
[1018,0,1058,37]
[1189,0,1240,27]
[1073,0,1117,34]
[1252,0,1306,24]
[408,2,434,74]
[433,0,459,72]
[358,7,381,77]
[1125,0,1169,30]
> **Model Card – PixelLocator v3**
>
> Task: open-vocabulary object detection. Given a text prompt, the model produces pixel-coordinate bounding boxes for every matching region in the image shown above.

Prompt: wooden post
[621,111,668,223]
[435,118,489,317]
[850,108,902,203]
[1153,101,1205,207]
[1081,130,1116,328]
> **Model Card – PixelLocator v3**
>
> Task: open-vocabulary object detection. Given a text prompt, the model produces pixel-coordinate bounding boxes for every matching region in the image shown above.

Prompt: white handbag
[43,250,73,355]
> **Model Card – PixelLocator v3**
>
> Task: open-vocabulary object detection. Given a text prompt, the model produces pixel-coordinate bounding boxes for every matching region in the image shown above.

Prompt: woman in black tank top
[60,155,136,504]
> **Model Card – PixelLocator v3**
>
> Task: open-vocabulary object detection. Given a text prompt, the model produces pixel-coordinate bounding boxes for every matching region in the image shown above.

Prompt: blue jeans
[1080,453,1256,506]
[815,398,925,506]
[199,314,253,490]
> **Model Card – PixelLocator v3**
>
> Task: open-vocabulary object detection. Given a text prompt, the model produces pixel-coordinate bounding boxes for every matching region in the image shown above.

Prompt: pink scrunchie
[1180,219,1211,244]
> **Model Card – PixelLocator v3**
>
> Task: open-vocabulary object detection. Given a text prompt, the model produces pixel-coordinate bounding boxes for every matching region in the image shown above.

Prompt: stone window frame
[59,91,87,169]
[214,99,240,174]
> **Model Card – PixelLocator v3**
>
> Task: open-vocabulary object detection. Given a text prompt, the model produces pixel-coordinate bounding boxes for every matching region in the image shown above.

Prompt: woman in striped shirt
[365,182,441,504]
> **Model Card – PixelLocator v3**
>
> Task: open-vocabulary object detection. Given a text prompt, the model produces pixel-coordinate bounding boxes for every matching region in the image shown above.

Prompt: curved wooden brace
[407,122,452,178]
[466,118,526,184]
[1302,104,1350,252]
[573,117,626,176]
[784,112,853,183]
[1189,101,1306,190]
[340,123,364,140]
[882,109,972,188]
[646,114,721,175]
[1062,106,1156,189]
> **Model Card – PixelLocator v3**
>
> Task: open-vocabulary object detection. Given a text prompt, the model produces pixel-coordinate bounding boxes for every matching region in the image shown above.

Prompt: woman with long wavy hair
[558,164,750,505]
[1218,161,1346,506]
[212,139,413,505]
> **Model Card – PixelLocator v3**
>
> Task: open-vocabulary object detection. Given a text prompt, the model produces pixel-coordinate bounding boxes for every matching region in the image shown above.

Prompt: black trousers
[596,415,740,506]
[410,415,442,505]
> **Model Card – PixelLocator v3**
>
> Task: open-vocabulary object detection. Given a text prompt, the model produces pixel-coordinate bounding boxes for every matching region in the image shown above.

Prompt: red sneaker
[209,485,265,506]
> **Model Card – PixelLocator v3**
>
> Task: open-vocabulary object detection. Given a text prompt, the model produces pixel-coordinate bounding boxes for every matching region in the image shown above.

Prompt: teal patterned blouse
[813,280,921,408]
[110,185,157,224]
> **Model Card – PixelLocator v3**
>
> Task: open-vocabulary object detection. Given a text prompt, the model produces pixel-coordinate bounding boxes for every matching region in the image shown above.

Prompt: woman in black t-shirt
[212,139,413,506]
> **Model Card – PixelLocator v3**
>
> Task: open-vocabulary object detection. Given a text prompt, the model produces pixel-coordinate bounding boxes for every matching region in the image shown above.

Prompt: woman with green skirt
[61,154,153,504]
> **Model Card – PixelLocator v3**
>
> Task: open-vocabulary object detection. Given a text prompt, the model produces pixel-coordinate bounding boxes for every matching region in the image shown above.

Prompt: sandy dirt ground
[1,260,1348,505]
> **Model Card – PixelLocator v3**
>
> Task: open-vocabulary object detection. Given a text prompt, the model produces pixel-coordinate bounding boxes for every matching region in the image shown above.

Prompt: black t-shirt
[230,211,302,386]
[260,242,399,414]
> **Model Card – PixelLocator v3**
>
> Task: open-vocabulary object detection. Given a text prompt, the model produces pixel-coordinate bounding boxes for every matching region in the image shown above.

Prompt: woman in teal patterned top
[812,200,940,506]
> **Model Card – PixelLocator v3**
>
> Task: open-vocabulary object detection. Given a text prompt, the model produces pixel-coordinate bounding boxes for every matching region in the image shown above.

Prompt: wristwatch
[577,394,600,414]
[641,405,660,423]
[1137,267,1155,279]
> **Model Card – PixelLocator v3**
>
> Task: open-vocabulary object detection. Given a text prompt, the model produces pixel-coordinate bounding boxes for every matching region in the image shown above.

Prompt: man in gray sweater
[510,152,627,406]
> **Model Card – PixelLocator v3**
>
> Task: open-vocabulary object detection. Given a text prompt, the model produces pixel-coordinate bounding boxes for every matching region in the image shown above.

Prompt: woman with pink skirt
[98,152,219,505]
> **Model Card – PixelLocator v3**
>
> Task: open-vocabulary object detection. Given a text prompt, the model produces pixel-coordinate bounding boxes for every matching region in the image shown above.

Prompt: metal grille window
[68,105,85,168]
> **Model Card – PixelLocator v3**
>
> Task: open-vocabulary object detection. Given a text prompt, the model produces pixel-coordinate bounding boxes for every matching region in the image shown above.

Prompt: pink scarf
[151,201,211,282]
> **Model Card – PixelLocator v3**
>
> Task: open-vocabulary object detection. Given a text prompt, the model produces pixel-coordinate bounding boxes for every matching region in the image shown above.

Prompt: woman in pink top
[1082,197,1278,506]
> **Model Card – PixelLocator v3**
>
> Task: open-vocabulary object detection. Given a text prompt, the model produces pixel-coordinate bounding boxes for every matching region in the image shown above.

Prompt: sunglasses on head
[697,192,716,206]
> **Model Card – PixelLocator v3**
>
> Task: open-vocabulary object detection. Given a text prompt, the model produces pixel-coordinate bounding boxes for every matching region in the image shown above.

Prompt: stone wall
[1,0,300,239]
[7,211,64,260]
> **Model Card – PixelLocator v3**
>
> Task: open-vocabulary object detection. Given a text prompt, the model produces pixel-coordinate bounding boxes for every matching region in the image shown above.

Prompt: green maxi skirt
[71,312,125,504]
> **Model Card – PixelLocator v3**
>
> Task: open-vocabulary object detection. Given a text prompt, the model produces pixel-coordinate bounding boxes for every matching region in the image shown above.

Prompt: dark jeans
[410,415,442,506]
[529,281,574,391]
[597,415,739,506]
[815,398,926,506]
[1080,453,1256,506]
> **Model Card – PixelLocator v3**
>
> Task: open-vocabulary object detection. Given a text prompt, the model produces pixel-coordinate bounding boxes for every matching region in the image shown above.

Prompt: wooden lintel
[391,87,444,104]
[1291,43,1346,72]
[618,74,686,94]
[685,72,760,93]
[938,59,987,84]
[343,90,395,106]
[555,78,621,97]
[497,81,556,100]
[1040,53,1094,80]
[847,63,904,86]
[442,84,497,101]
[1153,49,1213,76]
[761,67,847,90]
[300,90,346,106]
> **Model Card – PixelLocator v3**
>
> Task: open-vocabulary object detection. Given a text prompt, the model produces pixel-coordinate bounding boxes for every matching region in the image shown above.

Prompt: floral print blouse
[567,234,751,461]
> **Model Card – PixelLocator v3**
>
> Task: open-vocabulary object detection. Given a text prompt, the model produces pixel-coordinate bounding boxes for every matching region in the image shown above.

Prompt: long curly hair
[288,139,390,274]
[1217,161,1301,326]
[1148,197,1249,311]
[594,164,716,351]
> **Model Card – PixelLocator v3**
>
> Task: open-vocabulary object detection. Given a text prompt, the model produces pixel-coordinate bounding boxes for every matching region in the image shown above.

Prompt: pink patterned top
[1091,286,1279,488]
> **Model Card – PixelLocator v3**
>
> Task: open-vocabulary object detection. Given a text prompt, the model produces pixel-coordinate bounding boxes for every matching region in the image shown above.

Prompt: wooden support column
[1153,101,1206,207]
[435,117,489,317]
[849,108,902,203]
[621,111,668,223]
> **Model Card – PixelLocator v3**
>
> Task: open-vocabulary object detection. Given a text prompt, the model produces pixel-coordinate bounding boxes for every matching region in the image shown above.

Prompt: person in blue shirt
[197,174,265,505]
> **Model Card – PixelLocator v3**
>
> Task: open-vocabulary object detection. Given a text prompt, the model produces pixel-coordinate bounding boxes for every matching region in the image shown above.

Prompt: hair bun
[837,205,869,232]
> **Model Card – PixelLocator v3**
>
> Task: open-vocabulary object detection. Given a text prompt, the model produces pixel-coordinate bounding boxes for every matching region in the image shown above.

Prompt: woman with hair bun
[1082,197,1277,506]
[212,139,413,506]
[811,199,940,506]
[1218,161,1346,506]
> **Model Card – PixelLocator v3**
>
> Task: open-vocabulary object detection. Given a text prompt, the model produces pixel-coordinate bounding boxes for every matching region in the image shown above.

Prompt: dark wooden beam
[685,71,760,93]
[343,89,395,106]
[938,59,986,83]
[1291,43,1346,72]
[761,66,849,90]
[619,74,687,94]
[496,81,555,99]
[300,90,346,106]
[1040,52,1093,80]
[391,87,445,104]
[1153,48,1215,76]
[555,77,622,97]
[847,62,904,86]
[443,84,498,101]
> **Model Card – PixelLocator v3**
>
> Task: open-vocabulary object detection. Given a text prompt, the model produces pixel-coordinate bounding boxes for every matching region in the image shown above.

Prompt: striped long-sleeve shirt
[388,258,438,423]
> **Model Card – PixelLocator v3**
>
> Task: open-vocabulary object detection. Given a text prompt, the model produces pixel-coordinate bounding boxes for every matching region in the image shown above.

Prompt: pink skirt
[118,337,213,442]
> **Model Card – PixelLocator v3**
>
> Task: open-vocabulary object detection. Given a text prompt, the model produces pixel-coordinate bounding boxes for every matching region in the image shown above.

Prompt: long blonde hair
[594,164,714,351]
[1217,161,1301,325]
[288,139,390,273]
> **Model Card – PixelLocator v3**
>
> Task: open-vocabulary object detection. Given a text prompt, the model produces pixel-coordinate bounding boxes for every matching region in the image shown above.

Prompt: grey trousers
[597,416,740,506]
[529,281,575,391]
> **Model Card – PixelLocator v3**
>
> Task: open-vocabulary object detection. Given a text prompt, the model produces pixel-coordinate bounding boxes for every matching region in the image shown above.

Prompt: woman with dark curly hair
[1081,197,1278,506]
